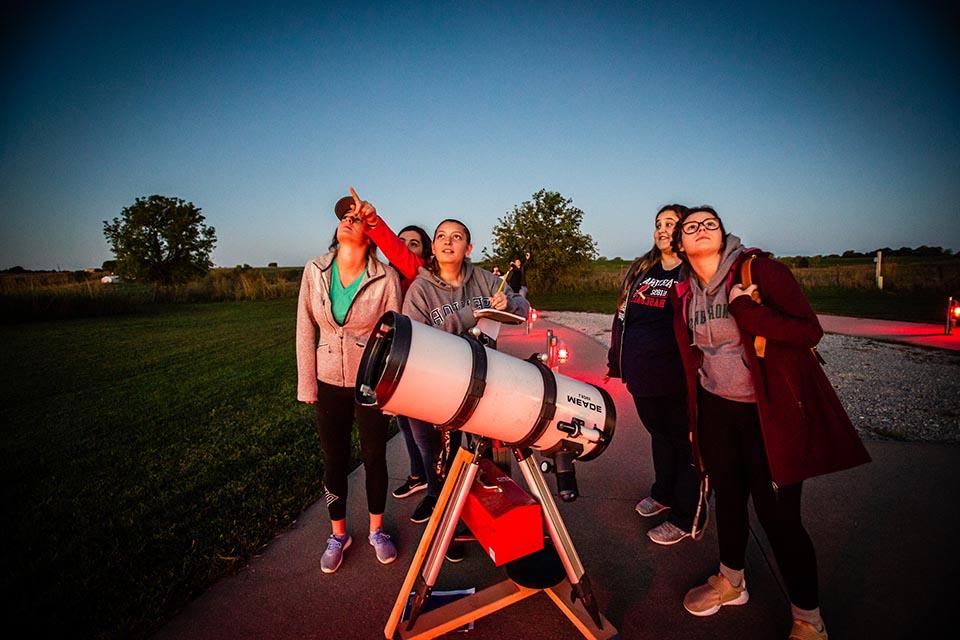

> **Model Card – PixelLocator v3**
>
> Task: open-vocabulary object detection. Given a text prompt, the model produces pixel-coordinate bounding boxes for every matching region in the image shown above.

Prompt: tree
[103,195,216,284]
[488,189,597,291]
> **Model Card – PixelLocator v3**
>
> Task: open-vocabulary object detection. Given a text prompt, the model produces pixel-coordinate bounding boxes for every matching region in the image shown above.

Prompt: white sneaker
[635,496,669,518]
[647,521,690,546]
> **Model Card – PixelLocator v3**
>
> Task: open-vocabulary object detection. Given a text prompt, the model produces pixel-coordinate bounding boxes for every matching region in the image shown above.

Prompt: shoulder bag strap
[740,255,767,358]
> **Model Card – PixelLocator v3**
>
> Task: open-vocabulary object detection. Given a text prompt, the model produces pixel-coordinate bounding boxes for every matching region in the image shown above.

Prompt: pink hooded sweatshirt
[296,249,402,401]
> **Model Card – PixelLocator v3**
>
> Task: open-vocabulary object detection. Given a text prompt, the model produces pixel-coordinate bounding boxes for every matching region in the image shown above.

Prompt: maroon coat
[670,252,870,487]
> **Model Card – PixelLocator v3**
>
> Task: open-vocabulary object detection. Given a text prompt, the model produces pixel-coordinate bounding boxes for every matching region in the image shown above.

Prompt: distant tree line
[778,246,955,268]
[841,246,953,258]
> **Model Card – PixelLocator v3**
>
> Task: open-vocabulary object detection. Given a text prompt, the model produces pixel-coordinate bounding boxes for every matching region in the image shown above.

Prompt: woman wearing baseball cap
[296,193,403,574]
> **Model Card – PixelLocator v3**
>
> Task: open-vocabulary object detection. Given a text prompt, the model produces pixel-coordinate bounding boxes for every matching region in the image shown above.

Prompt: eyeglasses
[341,215,362,225]
[681,218,721,235]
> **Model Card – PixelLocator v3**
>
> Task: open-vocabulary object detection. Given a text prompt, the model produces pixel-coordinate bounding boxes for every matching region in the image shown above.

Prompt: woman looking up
[669,206,869,639]
[296,194,403,574]
[606,204,703,545]
[400,219,529,529]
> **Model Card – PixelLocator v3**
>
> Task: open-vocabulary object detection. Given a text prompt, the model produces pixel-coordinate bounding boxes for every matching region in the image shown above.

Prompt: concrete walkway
[155,318,959,640]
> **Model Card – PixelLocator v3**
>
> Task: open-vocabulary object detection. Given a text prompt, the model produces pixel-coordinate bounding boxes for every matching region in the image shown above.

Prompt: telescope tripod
[384,438,617,639]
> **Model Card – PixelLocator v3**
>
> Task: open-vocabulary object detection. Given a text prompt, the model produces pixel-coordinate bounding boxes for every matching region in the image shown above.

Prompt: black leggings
[632,391,700,530]
[314,380,390,521]
[698,386,819,609]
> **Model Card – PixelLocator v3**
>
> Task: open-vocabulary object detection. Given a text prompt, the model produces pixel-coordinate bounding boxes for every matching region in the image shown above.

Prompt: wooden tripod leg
[544,581,618,640]
[399,581,538,640]
[384,446,474,639]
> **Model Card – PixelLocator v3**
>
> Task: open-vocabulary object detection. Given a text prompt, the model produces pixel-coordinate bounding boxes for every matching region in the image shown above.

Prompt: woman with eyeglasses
[606,204,704,546]
[296,194,403,574]
[668,206,869,639]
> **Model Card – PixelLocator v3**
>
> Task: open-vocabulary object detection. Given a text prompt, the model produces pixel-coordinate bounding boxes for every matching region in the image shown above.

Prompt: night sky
[2,0,958,270]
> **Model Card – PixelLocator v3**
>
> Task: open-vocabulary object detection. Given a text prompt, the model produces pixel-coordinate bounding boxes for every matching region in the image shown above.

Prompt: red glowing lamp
[557,345,570,364]
[947,297,960,335]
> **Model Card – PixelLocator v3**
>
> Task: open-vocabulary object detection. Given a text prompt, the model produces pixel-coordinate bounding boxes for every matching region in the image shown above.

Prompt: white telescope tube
[355,312,615,460]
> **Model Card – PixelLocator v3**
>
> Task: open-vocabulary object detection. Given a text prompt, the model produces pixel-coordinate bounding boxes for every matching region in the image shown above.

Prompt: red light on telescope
[530,309,539,321]
[557,346,570,364]
[953,304,960,319]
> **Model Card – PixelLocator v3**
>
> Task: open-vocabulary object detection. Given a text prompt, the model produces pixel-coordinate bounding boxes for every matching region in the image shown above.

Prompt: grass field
[0,298,334,638]
[803,288,951,323]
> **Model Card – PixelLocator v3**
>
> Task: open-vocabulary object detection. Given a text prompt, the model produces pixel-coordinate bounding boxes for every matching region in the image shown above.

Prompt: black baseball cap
[334,196,354,220]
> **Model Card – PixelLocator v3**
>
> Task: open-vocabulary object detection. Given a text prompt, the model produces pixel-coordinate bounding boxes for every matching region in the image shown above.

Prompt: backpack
[740,255,826,364]
[739,255,767,357]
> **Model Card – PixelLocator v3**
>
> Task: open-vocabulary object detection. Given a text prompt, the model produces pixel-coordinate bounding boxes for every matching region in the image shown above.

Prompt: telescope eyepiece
[554,450,579,502]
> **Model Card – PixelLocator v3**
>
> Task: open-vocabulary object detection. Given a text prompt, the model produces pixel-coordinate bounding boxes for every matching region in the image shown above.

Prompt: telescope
[359,311,619,638]
[355,311,616,499]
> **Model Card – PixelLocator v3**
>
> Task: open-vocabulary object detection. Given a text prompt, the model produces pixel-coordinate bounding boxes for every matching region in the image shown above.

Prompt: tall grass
[791,259,960,291]
[0,268,302,322]
[3,257,956,323]
[526,256,960,295]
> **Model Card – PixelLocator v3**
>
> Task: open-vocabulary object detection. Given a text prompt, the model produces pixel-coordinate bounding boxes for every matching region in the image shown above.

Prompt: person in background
[669,206,870,640]
[606,204,703,545]
[296,194,403,574]
[505,251,530,298]
[491,265,502,277]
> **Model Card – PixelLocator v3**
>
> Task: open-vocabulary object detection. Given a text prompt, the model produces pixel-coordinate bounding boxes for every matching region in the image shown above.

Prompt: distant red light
[953,305,960,319]
[530,309,539,321]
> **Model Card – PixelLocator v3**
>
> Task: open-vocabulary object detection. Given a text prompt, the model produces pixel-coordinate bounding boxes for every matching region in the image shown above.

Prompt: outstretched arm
[348,186,424,281]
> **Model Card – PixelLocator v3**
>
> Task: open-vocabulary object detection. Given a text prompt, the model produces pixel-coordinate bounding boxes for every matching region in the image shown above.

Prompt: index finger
[348,186,362,209]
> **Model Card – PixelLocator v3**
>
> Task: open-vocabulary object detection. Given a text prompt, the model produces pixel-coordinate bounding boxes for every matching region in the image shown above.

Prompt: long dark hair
[616,204,688,308]
[428,218,471,275]
[398,224,433,264]
[671,205,727,265]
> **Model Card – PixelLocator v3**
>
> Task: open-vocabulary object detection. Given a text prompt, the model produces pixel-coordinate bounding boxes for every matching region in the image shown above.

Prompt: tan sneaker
[683,573,749,616]
[788,620,828,640]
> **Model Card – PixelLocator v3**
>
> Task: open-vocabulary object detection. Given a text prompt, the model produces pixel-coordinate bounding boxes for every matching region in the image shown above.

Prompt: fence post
[875,250,883,290]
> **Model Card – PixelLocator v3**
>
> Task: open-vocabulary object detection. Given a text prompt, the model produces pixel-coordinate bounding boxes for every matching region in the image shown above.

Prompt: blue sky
[2,1,958,270]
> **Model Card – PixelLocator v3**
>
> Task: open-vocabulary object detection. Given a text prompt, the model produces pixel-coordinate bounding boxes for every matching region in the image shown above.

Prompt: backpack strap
[739,255,767,358]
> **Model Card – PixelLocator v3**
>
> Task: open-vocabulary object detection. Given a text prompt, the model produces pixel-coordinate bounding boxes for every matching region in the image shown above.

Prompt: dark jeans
[408,417,440,497]
[397,415,425,480]
[698,386,819,609]
[407,418,463,498]
[314,380,390,521]
[632,390,700,530]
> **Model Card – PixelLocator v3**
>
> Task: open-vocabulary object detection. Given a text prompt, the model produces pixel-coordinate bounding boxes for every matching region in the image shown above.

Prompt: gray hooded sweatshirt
[687,234,756,403]
[402,260,530,335]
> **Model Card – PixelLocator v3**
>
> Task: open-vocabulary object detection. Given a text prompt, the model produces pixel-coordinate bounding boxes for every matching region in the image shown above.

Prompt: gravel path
[544,311,960,444]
